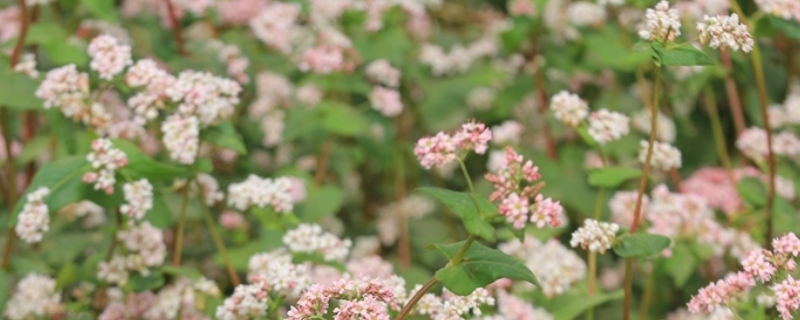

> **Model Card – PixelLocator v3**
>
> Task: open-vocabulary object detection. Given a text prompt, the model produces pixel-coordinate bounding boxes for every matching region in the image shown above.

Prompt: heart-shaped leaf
[429,241,538,295]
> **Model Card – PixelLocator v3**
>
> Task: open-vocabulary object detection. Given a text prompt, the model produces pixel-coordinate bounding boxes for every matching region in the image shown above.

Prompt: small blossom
[550,90,588,127]
[14,187,51,243]
[4,273,63,320]
[227,175,295,213]
[365,59,401,88]
[88,34,132,80]
[283,224,352,262]
[13,53,37,78]
[697,14,754,52]
[570,219,619,253]
[587,109,630,145]
[467,87,496,111]
[83,138,128,194]
[370,86,403,117]
[492,120,524,145]
[161,114,200,164]
[299,45,346,74]
[639,140,682,171]
[639,1,682,41]
[120,179,153,220]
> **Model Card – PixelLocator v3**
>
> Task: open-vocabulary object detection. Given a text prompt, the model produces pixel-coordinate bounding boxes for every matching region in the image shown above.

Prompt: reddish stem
[164,0,188,56]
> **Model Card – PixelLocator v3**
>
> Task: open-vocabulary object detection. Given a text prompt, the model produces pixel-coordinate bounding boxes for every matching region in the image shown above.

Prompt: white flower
[14,187,51,243]
[283,223,352,261]
[4,273,63,320]
[161,114,200,164]
[120,179,153,220]
[631,109,676,142]
[639,140,682,171]
[570,219,620,253]
[369,86,403,117]
[87,34,132,80]
[226,175,296,213]
[639,1,681,41]
[550,90,588,127]
[587,109,630,144]
[365,59,401,88]
[697,14,754,52]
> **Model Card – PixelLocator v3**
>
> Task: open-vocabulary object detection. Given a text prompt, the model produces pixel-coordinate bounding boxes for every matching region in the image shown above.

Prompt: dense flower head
[639,140,682,171]
[249,2,300,53]
[500,237,586,297]
[142,277,218,319]
[88,34,133,80]
[609,190,648,227]
[166,70,242,126]
[36,64,90,118]
[508,0,536,16]
[683,167,762,215]
[227,175,296,213]
[697,14,754,52]
[83,138,128,194]
[755,0,800,21]
[15,187,51,243]
[485,146,541,201]
[215,280,270,320]
[639,1,682,41]
[125,59,176,121]
[688,271,756,314]
[738,127,800,160]
[414,121,492,169]
[370,86,403,117]
[4,273,63,320]
[570,219,620,253]
[120,178,153,220]
[587,109,630,145]
[283,224,352,261]
[99,221,166,286]
[412,287,495,319]
[631,109,676,143]
[365,59,401,88]
[248,249,311,297]
[566,2,606,27]
[14,53,38,78]
[161,114,200,164]
[492,120,524,145]
[299,44,347,74]
[550,90,589,127]
[287,277,399,320]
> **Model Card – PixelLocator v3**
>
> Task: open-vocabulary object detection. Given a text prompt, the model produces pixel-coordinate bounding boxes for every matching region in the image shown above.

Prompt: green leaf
[12,156,90,221]
[80,0,120,21]
[737,176,767,208]
[665,242,696,287]
[25,23,66,45]
[56,263,79,289]
[0,271,8,311]
[0,56,42,110]
[588,167,642,188]
[575,126,599,148]
[651,42,714,66]
[773,197,800,236]
[42,43,90,67]
[113,139,188,182]
[319,101,370,137]
[161,265,203,280]
[18,135,51,164]
[128,271,165,292]
[252,207,299,230]
[201,121,247,154]
[500,16,536,53]
[291,252,346,272]
[298,186,344,221]
[418,187,495,241]
[430,241,538,295]
[769,16,800,41]
[551,290,624,320]
[612,233,671,258]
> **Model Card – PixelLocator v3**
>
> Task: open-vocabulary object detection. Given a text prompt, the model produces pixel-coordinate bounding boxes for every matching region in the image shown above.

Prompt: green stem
[395,276,438,320]
[457,159,476,195]
[703,87,736,181]
[0,109,19,270]
[623,258,634,320]
[639,269,655,320]
[172,188,190,266]
[197,180,241,286]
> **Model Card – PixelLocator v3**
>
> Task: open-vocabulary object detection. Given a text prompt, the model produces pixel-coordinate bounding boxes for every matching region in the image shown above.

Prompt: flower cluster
[500,237,587,297]
[365,59,401,88]
[419,40,497,76]
[639,140,682,171]
[639,1,682,41]
[550,90,589,127]
[370,86,404,117]
[467,87,496,111]
[682,167,761,215]
[488,147,564,229]
[755,0,800,21]
[492,120,524,145]
[120,179,153,220]
[14,187,51,243]
[13,53,38,78]
[631,109,676,143]
[166,71,242,127]
[249,2,301,54]
[414,121,492,169]
[161,114,200,164]
[99,222,166,286]
[125,59,176,121]
[282,224,352,262]
[136,277,220,320]
[247,249,312,297]
[4,273,63,320]
[413,287,496,319]
[737,127,800,161]
[83,138,128,194]
[35,64,90,120]
[226,175,296,213]
[587,109,630,145]
[216,279,271,320]
[570,219,620,253]
[87,34,133,80]
[689,233,800,319]
[697,14,754,52]
[287,277,398,320]
[299,44,348,74]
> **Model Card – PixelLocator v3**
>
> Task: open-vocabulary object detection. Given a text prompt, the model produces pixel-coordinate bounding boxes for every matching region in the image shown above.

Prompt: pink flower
[299,45,346,74]
[369,86,403,117]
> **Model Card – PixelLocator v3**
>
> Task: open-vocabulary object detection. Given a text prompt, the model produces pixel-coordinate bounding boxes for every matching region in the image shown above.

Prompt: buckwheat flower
[166,71,241,126]
[492,120,523,145]
[639,140,682,171]
[773,131,800,156]
[508,0,536,16]
[742,249,777,282]
[283,224,352,261]
[639,1,682,41]
[197,173,224,205]
[4,273,63,320]
[774,276,800,319]
[587,109,630,145]
[632,109,676,142]
[697,14,754,52]
[0,6,21,43]
[500,193,530,229]
[295,84,323,106]
[500,237,586,297]
[299,45,346,74]
[14,187,51,243]
[456,120,493,154]
[216,281,270,320]
[754,0,800,21]
[248,250,311,297]
[467,87,496,111]
[773,233,800,257]
[226,175,295,213]
[87,34,132,80]
[776,175,796,201]
[120,179,153,220]
[13,53,37,78]
[98,255,129,285]
[249,2,300,53]
[58,200,106,228]
[365,59,401,88]
[688,272,755,314]
[495,290,554,320]
[83,138,128,194]
[609,191,648,226]
[370,86,403,117]
[550,90,588,127]
[414,132,458,169]
[598,0,624,6]
[161,114,199,164]
[219,211,248,230]
[737,127,769,160]
[570,219,620,253]
[35,64,90,115]
[530,194,564,228]
[567,2,607,27]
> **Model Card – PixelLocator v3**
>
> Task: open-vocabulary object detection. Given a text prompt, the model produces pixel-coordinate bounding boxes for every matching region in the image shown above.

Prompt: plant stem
[396,152,411,269]
[197,180,241,286]
[457,159,476,195]
[703,86,737,183]
[105,209,123,261]
[623,258,634,320]
[586,187,605,320]
[0,109,19,270]
[164,0,188,56]
[395,276,438,320]
[172,189,190,266]
[450,234,477,265]
[313,136,334,187]
[726,0,776,242]
[10,0,29,67]
[719,50,747,137]
[639,268,655,320]
[669,168,683,192]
